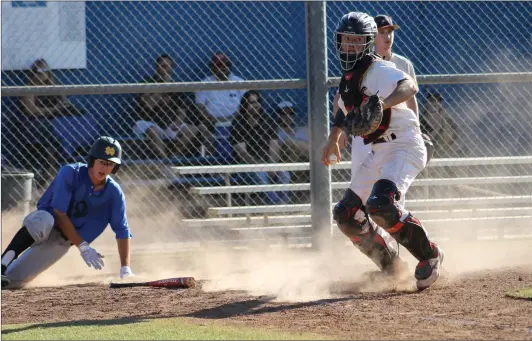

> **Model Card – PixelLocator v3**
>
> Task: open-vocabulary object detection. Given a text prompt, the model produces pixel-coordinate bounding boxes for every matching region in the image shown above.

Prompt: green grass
[2,317,330,340]
[506,287,532,300]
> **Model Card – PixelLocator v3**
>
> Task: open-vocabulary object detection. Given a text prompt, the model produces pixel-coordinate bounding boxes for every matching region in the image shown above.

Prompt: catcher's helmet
[335,12,377,72]
[88,136,122,173]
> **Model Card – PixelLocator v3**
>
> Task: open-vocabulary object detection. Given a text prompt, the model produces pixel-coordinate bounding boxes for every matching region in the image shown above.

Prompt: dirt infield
[2,267,532,339]
[2,239,532,340]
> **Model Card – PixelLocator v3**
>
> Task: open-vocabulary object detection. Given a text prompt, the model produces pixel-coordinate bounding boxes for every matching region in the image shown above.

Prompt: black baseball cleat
[1,264,9,289]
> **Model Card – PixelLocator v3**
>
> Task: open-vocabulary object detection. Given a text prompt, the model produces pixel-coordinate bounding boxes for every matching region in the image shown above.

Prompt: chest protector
[339,54,392,144]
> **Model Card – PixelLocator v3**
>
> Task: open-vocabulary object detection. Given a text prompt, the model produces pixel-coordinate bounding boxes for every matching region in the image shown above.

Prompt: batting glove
[78,242,105,270]
[120,266,134,279]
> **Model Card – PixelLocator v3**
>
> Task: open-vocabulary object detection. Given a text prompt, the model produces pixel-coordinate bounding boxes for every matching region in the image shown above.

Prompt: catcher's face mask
[336,32,375,72]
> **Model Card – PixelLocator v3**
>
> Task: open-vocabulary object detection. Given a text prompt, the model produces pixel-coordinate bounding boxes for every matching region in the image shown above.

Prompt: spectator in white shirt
[195,52,246,130]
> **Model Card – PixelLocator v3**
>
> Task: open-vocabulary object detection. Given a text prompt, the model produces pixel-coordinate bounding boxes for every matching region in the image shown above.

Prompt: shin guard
[351,222,400,274]
[388,214,437,262]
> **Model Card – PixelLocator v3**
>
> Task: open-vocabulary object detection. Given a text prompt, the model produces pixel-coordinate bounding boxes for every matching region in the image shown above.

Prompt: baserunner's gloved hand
[78,241,105,270]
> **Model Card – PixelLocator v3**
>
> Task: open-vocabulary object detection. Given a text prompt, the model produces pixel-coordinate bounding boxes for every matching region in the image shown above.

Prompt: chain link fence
[327,1,532,214]
[2,1,531,247]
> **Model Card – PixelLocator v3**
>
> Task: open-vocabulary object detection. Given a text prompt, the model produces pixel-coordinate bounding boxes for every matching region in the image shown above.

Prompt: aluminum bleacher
[171,157,532,242]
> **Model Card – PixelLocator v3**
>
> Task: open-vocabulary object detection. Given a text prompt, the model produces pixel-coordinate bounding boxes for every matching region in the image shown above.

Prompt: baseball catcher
[1,136,134,289]
[322,12,444,291]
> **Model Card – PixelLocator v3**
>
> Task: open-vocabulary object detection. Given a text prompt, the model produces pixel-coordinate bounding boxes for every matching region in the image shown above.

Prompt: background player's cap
[374,15,400,30]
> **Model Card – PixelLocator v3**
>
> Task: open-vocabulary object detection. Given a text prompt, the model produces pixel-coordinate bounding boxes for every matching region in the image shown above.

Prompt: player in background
[1,136,134,289]
[323,11,444,291]
[374,14,435,168]
[374,14,418,117]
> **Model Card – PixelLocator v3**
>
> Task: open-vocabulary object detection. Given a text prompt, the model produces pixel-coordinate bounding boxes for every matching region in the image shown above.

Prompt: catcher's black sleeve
[333,108,345,128]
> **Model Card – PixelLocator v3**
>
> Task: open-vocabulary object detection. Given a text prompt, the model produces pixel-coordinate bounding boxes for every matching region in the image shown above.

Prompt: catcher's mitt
[343,94,383,137]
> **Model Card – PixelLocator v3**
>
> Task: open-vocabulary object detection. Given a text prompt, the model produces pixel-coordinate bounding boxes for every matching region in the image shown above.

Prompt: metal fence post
[306,1,332,250]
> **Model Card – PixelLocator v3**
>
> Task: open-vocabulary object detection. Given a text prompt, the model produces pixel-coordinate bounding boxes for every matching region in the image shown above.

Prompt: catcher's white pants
[350,136,371,178]
[349,130,427,205]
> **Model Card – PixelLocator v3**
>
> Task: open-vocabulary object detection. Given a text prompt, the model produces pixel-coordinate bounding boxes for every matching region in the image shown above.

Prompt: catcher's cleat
[415,246,444,291]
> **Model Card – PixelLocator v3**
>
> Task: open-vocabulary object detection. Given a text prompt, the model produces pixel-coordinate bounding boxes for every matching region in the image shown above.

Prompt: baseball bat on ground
[109,277,196,289]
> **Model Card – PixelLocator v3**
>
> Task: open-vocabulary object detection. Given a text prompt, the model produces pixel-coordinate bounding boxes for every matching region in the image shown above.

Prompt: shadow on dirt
[1,316,147,335]
[185,296,276,319]
[185,290,415,319]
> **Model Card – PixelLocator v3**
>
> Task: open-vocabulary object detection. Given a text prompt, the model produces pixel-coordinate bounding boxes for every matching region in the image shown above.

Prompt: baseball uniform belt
[372,133,397,144]
[54,226,74,246]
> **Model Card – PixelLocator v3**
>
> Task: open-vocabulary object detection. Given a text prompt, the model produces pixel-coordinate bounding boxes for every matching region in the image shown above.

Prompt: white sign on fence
[1,1,86,71]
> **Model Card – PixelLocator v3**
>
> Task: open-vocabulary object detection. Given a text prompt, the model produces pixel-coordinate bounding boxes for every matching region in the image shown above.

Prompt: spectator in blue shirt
[1,136,134,289]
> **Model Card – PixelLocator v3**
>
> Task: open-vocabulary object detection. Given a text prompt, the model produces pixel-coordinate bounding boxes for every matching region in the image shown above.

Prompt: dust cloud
[184,230,532,302]
[2,189,531,299]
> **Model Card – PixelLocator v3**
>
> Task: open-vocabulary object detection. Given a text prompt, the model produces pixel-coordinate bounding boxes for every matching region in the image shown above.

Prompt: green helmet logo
[88,136,122,165]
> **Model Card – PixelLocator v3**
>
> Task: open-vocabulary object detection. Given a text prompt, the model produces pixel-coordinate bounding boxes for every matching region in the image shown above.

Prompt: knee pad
[333,189,368,234]
[22,210,55,243]
[366,179,403,229]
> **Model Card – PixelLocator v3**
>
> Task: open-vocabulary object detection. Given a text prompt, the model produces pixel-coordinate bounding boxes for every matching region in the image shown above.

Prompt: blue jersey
[37,163,131,243]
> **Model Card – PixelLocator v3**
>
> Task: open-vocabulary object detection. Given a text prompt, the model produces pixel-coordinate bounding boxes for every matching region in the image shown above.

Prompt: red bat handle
[148,277,196,288]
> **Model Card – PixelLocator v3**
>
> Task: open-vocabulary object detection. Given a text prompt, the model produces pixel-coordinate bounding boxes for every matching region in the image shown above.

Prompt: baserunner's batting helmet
[88,136,122,173]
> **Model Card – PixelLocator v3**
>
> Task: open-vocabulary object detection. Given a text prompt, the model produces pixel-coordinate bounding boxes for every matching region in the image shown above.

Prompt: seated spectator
[166,105,213,157]
[21,59,84,119]
[276,101,310,162]
[18,58,84,185]
[195,52,246,129]
[420,90,458,158]
[229,91,290,204]
[134,54,212,158]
